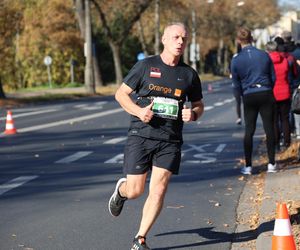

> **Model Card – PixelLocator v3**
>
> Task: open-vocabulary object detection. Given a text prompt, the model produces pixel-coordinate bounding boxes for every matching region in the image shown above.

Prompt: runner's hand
[139,102,154,123]
[182,105,194,122]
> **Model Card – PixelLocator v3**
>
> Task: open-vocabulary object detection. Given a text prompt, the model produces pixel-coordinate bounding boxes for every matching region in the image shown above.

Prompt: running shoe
[108,178,127,217]
[240,166,252,175]
[236,118,242,125]
[131,236,151,250]
[267,163,277,173]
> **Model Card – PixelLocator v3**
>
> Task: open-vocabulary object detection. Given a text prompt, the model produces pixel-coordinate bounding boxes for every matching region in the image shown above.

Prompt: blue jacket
[231,45,276,95]
[291,47,300,86]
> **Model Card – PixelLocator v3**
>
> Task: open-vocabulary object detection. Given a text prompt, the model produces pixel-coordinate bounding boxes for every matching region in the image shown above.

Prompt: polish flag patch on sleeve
[150,67,161,78]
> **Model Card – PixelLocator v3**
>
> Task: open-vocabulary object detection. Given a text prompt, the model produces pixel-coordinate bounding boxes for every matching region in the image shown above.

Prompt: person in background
[282,30,296,54]
[230,43,243,125]
[231,27,276,175]
[292,41,300,65]
[232,81,242,125]
[266,41,291,151]
[290,40,300,139]
[108,22,204,250]
[275,34,299,137]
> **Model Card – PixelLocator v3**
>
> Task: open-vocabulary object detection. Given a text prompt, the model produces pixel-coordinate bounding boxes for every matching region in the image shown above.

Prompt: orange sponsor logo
[149,84,172,94]
[174,88,182,97]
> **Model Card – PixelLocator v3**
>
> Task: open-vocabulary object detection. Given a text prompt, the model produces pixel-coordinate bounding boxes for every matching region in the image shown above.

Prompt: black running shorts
[123,136,182,175]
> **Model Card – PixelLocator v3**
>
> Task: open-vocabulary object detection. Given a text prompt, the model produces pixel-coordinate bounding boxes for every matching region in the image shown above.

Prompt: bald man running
[108,22,204,250]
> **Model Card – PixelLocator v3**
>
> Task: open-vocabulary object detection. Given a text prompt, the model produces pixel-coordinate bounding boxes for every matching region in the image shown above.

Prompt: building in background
[254,11,300,48]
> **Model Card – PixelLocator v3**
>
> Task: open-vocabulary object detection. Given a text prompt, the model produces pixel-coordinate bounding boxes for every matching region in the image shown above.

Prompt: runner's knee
[126,185,145,199]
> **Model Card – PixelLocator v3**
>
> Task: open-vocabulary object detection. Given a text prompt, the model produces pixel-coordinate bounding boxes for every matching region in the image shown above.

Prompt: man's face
[162,25,188,57]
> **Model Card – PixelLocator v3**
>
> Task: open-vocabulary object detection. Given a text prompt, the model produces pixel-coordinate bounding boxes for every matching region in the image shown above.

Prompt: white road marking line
[214,102,224,106]
[104,137,127,144]
[182,144,211,153]
[204,99,234,111]
[232,132,244,138]
[204,106,214,111]
[105,153,124,163]
[74,104,88,108]
[0,109,58,121]
[0,175,38,196]
[95,101,107,105]
[74,101,107,109]
[74,101,108,110]
[215,144,226,153]
[55,151,93,164]
[17,108,123,133]
[80,106,104,110]
[223,98,235,103]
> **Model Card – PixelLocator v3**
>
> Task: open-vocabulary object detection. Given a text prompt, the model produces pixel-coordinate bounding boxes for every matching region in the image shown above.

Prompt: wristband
[192,110,197,121]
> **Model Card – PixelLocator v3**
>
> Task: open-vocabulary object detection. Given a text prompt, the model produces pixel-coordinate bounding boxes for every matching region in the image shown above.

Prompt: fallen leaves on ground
[234,139,300,249]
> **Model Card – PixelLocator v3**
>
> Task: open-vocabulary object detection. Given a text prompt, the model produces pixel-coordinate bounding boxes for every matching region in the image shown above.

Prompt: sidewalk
[5,87,87,98]
[256,165,300,249]
[232,145,300,250]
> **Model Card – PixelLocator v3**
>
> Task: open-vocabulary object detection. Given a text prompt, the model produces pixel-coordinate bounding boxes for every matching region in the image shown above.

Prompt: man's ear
[161,35,166,45]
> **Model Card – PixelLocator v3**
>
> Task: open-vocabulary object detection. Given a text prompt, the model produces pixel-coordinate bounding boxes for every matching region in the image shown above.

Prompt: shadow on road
[152,220,270,249]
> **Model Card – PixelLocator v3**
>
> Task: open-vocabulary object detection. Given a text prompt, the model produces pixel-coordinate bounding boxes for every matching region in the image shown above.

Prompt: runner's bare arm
[191,100,204,121]
[115,83,154,123]
[182,100,204,122]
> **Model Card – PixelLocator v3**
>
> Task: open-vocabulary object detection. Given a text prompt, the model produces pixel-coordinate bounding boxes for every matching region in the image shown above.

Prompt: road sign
[137,52,145,61]
[44,56,52,88]
[44,56,52,66]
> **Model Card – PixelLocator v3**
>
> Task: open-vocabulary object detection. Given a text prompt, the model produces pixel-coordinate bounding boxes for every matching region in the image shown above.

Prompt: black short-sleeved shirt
[123,55,203,142]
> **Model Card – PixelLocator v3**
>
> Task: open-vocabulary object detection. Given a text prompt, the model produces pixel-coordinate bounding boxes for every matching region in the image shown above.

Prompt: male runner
[108,22,204,250]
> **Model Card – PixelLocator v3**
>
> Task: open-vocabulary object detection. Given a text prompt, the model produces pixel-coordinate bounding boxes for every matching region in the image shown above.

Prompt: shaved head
[163,22,188,37]
[160,22,188,64]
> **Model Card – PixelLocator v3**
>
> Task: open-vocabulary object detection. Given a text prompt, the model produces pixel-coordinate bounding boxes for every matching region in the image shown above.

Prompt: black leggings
[274,99,291,146]
[243,91,276,166]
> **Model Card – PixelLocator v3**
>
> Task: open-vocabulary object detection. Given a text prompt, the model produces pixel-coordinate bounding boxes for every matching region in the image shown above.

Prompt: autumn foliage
[0,0,281,95]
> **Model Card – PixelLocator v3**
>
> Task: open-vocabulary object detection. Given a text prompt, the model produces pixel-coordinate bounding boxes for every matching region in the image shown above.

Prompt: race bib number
[152,97,179,120]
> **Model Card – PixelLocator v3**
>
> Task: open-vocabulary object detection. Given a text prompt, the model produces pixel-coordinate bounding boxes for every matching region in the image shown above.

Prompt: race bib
[152,97,179,120]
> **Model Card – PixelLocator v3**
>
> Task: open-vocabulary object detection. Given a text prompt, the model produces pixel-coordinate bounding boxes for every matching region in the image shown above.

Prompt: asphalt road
[0,81,265,250]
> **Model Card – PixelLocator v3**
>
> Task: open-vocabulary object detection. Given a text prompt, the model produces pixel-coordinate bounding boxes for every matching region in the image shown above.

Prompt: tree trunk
[217,38,224,75]
[0,76,6,99]
[74,0,85,39]
[183,19,189,64]
[91,0,153,84]
[109,41,123,85]
[183,45,189,64]
[84,0,95,94]
[154,0,160,55]
[93,43,104,87]
[137,20,148,56]
[74,0,103,87]
[191,9,197,71]
[223,45,229,75]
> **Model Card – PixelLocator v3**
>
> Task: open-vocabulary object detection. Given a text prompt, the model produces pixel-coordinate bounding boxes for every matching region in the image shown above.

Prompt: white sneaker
[267,163,277,173]
[236,118,242,125]
[241,166,252,175]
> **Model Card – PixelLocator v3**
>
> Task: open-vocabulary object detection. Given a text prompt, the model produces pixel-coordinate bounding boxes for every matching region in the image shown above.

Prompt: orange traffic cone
[4,110,17,135]
[272,203,296,250]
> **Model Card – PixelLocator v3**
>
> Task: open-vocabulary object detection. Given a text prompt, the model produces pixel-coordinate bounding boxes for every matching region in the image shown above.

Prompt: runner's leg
[136,166,172,237]
[119,173,148,199]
